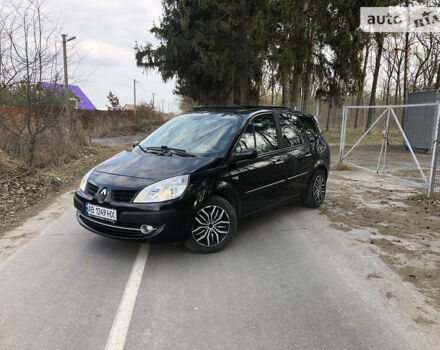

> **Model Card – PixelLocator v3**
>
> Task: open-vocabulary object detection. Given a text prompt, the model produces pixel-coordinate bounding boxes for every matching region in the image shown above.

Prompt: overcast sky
[45,0,178,112]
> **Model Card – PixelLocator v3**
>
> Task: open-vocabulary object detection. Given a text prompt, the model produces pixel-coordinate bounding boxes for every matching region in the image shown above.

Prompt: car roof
[190,106,315,120]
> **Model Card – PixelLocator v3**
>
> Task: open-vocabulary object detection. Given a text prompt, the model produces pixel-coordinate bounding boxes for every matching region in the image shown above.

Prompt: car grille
[86,182,99,196]
[111,190,138,202]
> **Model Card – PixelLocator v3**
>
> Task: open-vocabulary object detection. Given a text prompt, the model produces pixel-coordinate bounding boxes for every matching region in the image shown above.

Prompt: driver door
[229,113,293,216]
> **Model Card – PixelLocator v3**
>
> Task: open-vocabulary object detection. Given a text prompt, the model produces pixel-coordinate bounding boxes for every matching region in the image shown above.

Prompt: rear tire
[303,169,327,208]
[184,196,237,253]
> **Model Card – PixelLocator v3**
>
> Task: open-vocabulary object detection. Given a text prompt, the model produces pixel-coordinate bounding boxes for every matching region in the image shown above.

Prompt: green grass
[324,128,403,145]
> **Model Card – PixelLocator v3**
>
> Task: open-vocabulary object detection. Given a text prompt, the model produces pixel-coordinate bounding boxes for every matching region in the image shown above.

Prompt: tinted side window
[235,124,255,152]
[299,116,320,142]
[253,114,278,153]
[279,113,307,147]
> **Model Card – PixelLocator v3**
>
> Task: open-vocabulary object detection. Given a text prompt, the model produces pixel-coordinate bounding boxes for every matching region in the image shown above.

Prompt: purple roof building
[40,82,96,110]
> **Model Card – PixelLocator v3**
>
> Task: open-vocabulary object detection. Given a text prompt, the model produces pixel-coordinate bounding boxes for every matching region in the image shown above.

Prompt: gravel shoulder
[321,167,440,315]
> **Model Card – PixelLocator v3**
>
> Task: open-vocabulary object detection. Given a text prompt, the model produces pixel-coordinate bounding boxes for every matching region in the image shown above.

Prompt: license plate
[85,203,117,222]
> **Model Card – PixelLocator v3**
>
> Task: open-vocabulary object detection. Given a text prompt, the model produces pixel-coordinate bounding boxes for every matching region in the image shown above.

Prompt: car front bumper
[74,190,193,242]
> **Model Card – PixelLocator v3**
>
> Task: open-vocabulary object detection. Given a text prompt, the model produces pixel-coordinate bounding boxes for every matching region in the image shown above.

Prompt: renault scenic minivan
[74,106,330,253]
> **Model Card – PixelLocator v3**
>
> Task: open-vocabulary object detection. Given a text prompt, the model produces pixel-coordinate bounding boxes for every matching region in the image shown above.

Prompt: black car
[74,106,330,253]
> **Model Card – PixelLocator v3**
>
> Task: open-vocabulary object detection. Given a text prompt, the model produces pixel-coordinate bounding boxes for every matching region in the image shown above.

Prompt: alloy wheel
[313,174,326,202]
[191,205,230,247]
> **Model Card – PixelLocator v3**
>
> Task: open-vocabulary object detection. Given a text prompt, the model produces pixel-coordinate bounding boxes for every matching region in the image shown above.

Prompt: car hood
[93,149,219,183]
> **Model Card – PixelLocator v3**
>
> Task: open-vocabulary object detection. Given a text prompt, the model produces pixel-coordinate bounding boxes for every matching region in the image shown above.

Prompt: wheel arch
[313,161,328,179]
[213,181,241,217]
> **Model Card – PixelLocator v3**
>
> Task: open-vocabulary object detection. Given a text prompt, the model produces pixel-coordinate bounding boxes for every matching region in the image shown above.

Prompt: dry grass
[324,128,402,145]
[0,110,90,168]
[0,145,126,235]
[0,106,166,169]
[76,106,165,138]
[331,162,353,171]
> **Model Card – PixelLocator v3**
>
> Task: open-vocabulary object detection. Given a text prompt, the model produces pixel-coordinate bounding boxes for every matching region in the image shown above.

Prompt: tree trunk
[301,33,313,111]
[226,87,234,105]
[226,73,234,105]
[281,77,288,106]
[240,74,250,105]
[394,60,401,105]
[366,33,384,132]
[238,0,250,105]
[300,0,311,111]
[325,101,332,131]
[354,44,369,129]
[435,61,440,89]
[289,73,300,108]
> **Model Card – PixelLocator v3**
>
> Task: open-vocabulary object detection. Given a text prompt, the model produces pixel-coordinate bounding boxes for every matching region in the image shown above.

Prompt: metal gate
[338,103,440,197]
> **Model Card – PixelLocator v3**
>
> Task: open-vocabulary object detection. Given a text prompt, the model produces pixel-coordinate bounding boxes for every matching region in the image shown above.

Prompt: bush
[0,105,90,168]
[0,103,167,169]
[76,107,165,138]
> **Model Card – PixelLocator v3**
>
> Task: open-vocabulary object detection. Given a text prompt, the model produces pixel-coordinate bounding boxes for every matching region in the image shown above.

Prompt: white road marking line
[105,243,150,350]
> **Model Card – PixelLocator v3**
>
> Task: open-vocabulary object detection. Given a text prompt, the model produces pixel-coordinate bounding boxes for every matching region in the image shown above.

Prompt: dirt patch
[331,162,354,171]
[413,316,436,326]
[0,145,127,236]
[321,169,440,310]
[367,272,381,280]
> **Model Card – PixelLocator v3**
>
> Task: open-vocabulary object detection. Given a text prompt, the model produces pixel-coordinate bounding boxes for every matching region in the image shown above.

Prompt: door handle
[304,153,312,158]
[274,158,284,164]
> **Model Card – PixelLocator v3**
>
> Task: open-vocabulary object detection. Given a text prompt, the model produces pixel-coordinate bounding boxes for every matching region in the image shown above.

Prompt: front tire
[185,196,237,253]
[303,169,327,208]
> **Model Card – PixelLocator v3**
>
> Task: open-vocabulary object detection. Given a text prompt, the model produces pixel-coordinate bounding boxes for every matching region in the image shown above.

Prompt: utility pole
[133,79,137,115]
[61,34,76,118]
[162,99,164,112]
[152,92,155,109]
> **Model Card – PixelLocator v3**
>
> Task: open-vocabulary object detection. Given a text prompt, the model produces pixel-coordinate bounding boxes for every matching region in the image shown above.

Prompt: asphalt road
[0,194,436,349]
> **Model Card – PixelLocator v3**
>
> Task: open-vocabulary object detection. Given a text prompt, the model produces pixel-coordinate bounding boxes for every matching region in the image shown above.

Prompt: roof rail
[191,105,293,111]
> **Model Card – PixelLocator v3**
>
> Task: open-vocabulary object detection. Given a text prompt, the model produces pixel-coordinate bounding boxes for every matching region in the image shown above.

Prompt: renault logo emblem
[98,188,107,202]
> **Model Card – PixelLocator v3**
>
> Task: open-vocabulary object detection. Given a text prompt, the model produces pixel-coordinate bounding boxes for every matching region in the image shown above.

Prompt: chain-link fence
[278,98,440,197]
[337,103,440,197]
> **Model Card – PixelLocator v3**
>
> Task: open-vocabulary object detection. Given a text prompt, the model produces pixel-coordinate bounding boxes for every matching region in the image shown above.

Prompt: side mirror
[132,141,140,148]
[231,148,257,163]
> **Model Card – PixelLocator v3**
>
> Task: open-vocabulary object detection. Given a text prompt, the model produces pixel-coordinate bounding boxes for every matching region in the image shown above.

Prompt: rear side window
[299,116,320,142]
[235,114,278,154]
[279,113,307,147]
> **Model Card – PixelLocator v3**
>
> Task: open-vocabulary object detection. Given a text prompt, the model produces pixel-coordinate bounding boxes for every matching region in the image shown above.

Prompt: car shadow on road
[145,200,308,259]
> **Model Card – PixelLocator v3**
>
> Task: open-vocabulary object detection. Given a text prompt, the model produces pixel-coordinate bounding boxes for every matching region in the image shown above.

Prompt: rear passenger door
[230,113,293,215]
[278,112,314,193]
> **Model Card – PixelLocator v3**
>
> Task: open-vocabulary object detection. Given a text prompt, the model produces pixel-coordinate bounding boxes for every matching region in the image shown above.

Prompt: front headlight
[79,169,94,192]
[133,175,189,203]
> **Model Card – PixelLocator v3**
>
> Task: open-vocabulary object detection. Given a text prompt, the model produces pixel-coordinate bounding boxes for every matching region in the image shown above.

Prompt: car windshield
[140,112,241,156]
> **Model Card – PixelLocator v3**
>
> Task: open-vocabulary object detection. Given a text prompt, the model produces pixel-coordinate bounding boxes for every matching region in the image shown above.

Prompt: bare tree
[0,0,78,167]
[410,33,440,91]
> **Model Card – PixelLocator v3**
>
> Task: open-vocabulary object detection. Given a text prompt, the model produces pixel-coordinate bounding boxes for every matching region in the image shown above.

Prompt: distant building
[123,104,135,111]
[40,82,96,110]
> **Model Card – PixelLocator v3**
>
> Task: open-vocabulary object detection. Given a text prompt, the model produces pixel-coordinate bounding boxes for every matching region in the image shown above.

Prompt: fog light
[140,224,154,234]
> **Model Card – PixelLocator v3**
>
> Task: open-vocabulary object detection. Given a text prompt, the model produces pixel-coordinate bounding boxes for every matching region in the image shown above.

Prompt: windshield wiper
[136,144,148,153]
[146,146,195,157]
